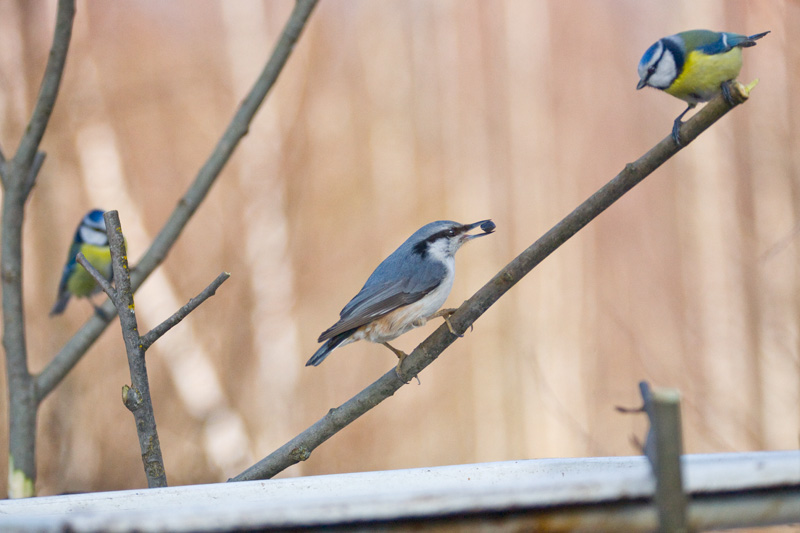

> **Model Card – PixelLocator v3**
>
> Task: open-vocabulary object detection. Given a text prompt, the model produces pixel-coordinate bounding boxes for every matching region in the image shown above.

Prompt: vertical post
[639,381,688,533]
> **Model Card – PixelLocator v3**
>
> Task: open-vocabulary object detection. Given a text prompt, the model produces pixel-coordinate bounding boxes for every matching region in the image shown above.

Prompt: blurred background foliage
[0,0,797,497]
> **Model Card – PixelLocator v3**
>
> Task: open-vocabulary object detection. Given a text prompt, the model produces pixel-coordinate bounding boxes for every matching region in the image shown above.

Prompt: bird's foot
[383,341,407,361]
[394,356,405,380]
[395,362,421,385]
[672,103,696,148]
[428,308,469,337]
[722,79,752,107]
[721,80,735,107]
[671,118,684,147]
[384,342,419,384]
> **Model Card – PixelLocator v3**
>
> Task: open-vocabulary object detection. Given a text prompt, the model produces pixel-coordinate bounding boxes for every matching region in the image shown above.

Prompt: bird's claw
[394,367,421,385]
[443,316,463,337]
[384,342,420,384]
[429,308,465,337]
[393,355,420,385]
[671,103,695,148]
[721,80,735,107]
[671,118,684,147]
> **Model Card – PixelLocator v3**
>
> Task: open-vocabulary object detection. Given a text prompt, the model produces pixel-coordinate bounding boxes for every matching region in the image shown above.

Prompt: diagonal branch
[231,82,756,482]
[14,0,74,172]
[129,0,319,291]
[140,271,230,350]
[23,152,47,198]
[34,0,319,403]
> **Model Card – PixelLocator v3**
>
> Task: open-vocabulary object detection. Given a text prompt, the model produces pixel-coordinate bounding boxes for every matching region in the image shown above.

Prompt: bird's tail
[742,31,770,46]
[306,333,350,366]
[50,294,70,316]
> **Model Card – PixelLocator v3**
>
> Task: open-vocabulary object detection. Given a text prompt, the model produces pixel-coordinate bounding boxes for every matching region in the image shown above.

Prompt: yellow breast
[665,48,743,104]
[67,244,112,297]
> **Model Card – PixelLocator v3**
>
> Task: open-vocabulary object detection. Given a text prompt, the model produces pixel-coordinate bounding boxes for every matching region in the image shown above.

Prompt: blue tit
[637,29,769,144]
[50,209,112,316]
[307,219,495,370]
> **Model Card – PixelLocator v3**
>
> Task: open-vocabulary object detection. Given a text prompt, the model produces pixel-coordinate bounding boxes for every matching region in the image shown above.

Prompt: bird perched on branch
[636,29,769,145]
[307,219,496,371]
[50,209,112,316]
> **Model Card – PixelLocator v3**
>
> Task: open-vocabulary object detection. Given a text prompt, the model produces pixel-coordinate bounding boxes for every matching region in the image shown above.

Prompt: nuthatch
[51,209,112,316]
[306,219,496,370]
[636,29,769,144]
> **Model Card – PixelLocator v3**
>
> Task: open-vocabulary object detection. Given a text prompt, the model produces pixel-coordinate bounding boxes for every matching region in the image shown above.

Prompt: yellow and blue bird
[50,209,112,316]
[636,29,769,144]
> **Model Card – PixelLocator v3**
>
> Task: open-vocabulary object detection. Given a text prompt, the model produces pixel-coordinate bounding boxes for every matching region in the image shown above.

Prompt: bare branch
[140,272,230,351]
[14,0,74,172]
[103,211,167,488]
[231,85,756,482]
[34,0,319,403]
[23,152,46,198]
[130,0,318,290]
[75,253,116,304]
[2,0,76,497]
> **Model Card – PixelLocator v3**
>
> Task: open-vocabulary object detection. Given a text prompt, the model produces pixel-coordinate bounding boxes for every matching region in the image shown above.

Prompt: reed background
[0,0,797,497]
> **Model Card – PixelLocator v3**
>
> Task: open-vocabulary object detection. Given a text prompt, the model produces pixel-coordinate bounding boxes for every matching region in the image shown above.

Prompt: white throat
[426,239,459,267]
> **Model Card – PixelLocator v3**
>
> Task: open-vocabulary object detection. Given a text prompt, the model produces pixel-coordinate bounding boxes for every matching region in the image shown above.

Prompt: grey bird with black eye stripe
[307,219,496,375]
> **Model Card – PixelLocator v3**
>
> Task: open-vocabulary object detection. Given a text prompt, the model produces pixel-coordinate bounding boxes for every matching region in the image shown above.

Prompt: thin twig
[34,0,319,403]
[23,152,46,198]
[140,271,230,350]
[14,0,74,172]
[231,84,756,482]
[129,0,319,291]
[103,211,168,488]
[75,253,116,304]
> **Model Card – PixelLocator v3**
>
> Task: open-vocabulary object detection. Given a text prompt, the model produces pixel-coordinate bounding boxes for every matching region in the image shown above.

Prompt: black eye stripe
[412,226,465,256]
[427,227,464,243]
[643,42,665,83]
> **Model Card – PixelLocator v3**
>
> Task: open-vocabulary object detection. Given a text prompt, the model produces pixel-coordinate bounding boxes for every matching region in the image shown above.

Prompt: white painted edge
[0,451,797,531]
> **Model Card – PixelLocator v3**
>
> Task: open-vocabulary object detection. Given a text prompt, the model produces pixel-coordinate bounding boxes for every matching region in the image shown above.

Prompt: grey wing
[318,257,446,342]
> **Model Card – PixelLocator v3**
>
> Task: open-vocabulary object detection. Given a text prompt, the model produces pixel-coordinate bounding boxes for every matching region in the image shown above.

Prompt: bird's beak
[636,78,647,90]
[462,219,496,240]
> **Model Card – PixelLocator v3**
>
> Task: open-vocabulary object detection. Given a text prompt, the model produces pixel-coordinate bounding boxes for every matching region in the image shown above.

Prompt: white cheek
[80,226,108,246]
[648,50,677,89]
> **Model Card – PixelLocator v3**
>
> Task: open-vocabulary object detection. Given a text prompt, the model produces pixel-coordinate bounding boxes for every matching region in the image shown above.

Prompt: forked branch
[78,211,230,488]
